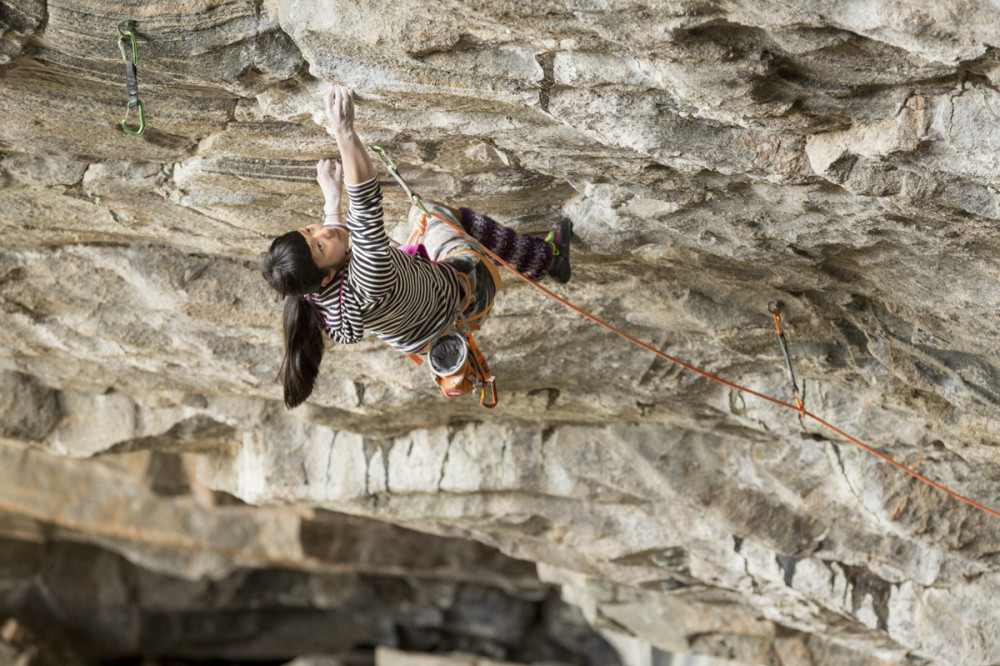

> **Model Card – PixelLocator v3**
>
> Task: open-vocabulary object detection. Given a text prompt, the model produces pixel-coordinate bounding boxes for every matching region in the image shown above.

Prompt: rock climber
[262,84,571,408]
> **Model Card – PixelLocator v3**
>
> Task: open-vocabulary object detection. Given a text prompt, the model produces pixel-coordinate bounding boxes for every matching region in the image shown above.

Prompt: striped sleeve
[345,177,394,300]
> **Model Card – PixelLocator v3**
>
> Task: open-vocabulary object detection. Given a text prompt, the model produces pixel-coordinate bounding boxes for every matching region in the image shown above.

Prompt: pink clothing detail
[398,244,433,262]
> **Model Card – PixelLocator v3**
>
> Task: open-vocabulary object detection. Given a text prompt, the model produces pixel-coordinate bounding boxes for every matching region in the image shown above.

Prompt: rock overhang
[3,1,1000,664]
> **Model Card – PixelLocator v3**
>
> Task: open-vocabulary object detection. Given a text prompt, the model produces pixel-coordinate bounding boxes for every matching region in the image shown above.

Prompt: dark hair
[262,231,329,409]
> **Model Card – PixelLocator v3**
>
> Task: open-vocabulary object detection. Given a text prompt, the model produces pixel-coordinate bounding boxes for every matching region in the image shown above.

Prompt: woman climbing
[262,84,572,409]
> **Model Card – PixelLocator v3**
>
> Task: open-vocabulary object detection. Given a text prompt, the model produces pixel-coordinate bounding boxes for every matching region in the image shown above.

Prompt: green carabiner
[122,100,145,136]
[371,145,396,170]
[117,25,138,64]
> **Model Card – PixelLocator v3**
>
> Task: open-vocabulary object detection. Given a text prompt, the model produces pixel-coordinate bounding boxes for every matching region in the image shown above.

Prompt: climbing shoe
[544,219,572,284]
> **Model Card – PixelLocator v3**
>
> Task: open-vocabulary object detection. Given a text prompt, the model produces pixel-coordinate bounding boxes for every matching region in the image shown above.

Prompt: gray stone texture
[3,0,1000,664]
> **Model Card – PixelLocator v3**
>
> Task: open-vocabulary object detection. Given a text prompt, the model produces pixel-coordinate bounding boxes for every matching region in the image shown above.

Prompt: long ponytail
[262,231,330,408]
[280,296,324,409]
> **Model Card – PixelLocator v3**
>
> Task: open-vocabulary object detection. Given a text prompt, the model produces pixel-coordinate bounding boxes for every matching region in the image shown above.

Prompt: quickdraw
[372,145,498,408]
[769,302,805,416]
[117,22,146,136]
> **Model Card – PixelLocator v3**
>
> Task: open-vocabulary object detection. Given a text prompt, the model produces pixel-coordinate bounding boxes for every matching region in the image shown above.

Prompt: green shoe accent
[544,233,559,255]
[545,219,572,284]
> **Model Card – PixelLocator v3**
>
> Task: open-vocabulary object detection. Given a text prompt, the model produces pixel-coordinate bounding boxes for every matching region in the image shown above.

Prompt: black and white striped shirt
[309,177,465,354]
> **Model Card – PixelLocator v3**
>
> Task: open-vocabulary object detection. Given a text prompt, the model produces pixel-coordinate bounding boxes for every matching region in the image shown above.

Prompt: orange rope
[423,210,1000,521]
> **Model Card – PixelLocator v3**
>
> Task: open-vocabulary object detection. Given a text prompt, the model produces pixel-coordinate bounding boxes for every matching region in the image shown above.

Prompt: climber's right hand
[324,84,355,137]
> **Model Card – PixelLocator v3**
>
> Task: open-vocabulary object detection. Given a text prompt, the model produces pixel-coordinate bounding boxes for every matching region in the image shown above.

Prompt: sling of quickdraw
[372,145,498,408]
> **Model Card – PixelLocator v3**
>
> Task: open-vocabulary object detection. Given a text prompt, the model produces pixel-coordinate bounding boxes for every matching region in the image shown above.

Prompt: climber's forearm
[324,194,341,217]
[334,129,375,186]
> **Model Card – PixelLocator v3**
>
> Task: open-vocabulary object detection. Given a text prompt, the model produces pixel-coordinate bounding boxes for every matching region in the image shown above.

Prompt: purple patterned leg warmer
[459,208,552,282]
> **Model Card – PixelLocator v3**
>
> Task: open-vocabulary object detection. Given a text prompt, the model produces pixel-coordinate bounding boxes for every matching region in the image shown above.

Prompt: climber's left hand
[317,157,343,198]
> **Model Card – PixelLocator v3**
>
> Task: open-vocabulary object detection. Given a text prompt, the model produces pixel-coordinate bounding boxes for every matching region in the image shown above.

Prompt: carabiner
[117,24,138,64]
[480,378,498,409]
[122,100,145,136]
[410,193,429,215]
[371,145,396,170]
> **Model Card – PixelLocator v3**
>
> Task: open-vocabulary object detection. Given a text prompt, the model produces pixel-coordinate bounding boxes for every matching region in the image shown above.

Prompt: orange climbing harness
[426,317,498,408]
[375,147,500,408]
[404,218,500,408]
[371,146,1000,520]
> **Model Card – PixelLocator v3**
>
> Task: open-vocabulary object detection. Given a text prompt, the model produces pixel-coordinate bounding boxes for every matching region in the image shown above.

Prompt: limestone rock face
[3,1,1000,664]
